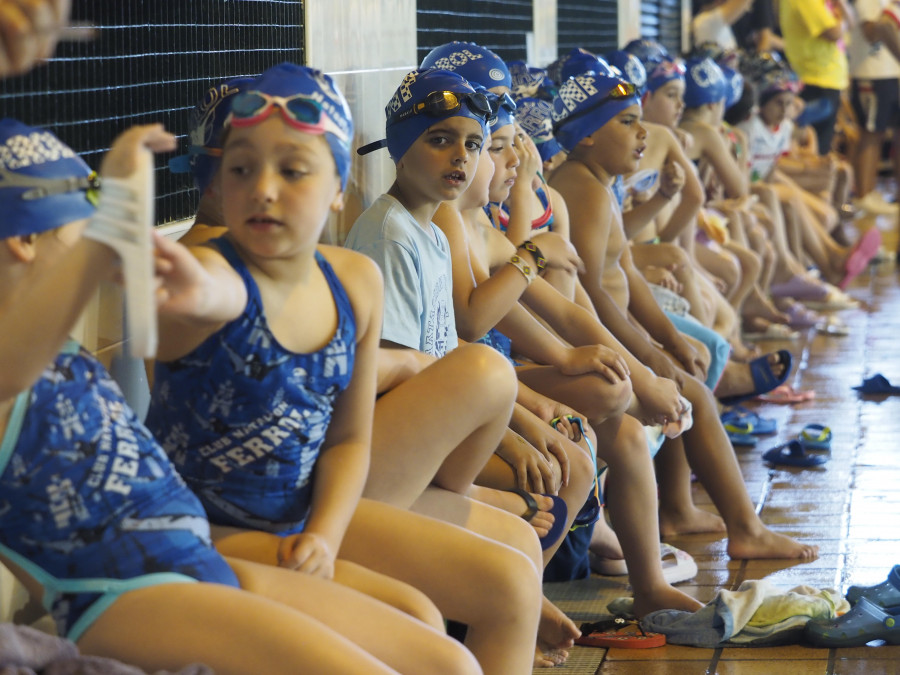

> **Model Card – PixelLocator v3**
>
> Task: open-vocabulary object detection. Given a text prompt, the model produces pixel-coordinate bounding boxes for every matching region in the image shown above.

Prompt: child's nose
[252,167,278,202]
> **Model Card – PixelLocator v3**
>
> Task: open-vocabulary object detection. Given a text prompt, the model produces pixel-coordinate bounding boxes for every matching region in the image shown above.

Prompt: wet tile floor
[537,222,900,674]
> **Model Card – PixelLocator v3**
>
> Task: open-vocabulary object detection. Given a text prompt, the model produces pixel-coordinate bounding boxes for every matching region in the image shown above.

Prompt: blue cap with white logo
[420,41,512,91]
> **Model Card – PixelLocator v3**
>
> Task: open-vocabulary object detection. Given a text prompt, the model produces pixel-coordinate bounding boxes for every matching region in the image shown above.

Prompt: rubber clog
[718,350,794,407]
[798,424,832,451]
[576,617,666,649]
[762,440,828,468]
[805,597,900,647]
[853,374,900,395]
[720,406,778,435]
[847,565,900,611]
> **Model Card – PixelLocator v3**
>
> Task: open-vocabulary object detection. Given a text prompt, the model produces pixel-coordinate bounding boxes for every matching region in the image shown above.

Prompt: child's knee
[457,342,517,403]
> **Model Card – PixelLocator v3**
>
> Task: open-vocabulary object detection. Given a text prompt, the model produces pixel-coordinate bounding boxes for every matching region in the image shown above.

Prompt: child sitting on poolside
[0,119,479,675]
[145,63,543,675]
[548,70,819,561]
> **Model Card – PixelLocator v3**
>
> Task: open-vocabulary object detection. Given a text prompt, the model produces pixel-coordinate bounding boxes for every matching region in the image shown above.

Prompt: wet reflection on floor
[539,230,900,673]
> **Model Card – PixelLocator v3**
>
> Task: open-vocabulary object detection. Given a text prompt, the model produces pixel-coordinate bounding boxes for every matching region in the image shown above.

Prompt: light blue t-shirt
[345,193,457,357]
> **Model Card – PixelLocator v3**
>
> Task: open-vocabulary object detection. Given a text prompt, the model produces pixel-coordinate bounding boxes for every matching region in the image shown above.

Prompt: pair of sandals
[805,565,900,647]
[721,406,777,447]
[761,424,832,468]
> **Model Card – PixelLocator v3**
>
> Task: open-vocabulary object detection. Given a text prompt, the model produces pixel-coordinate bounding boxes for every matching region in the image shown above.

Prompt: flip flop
[803,286,860,311]
[853,374,900,395]
[762,440,828,467]
[507,488,568,551]
[575,617,666,649]
[805,597,900,647]
[847,565,900,611]
[720,406,778,435]
[816,315,850,336]
[589,544,697,582]
[798,424,832,451]
[743,322,801,341]
[839,227,882,290]
[757,383,816,404]
[770,274,830,302]
[660,543,698,584]
[727,430,758,446]
[781,301,823,329]
[718,349,794,407]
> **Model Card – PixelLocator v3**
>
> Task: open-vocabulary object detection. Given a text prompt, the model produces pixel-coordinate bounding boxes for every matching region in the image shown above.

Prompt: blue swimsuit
[146,239,356,536]
[0,342,238,641]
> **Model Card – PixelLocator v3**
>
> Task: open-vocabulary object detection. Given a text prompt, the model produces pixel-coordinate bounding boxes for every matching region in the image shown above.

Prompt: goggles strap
[0,167,98,201]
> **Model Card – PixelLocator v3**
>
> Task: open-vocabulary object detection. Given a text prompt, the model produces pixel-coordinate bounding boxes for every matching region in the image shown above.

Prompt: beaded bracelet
[519,240,547,274]
[508,255,535,284]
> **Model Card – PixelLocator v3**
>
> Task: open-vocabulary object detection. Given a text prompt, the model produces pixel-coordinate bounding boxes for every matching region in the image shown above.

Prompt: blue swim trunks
[0,342,238,642]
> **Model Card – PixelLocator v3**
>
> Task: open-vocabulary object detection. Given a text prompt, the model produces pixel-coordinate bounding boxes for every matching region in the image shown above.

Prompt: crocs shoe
[82,146,156,358]
[805,597,900,647]
[847,565,900,611]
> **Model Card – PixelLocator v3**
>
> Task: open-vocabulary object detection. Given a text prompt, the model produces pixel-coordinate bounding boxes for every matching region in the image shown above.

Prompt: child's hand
[99,124,176,179]
[559,344,630,384]
[529,396,586,444]
[643,348,686,391]
[277,531,336,579]
[636,376,683,426]
[659,159,684,199]
[529,231,584,274]
[669,338,708,381]
[497,427,563,494]
[511,124,542,188]
[0,0,72,76]
[642,264,683,294]
[151,232,212,316]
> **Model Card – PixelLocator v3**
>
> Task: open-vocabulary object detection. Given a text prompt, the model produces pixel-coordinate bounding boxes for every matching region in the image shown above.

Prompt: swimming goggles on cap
[228,91,350,143]
[552,81,638,133]
[648,60,686,80]
[388,90,494,126]
[0,167,101,206]
[488,92,517,115]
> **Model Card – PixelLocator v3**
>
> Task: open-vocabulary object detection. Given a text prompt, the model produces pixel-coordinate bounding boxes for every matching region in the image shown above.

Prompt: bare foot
[729,339,761,363]
[727,527,819,560]
[588,515,627,574]
[632,585,704,617]
[472,486,556,538]
[714,351,789,400]
[534,646,568,668]
[539,596,580,651]
[659,506,726,538]
[743,288,790,325]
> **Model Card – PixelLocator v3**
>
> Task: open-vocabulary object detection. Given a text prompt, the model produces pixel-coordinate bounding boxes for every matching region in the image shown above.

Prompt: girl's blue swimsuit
[0,342,238,642]
[147,238,356,535]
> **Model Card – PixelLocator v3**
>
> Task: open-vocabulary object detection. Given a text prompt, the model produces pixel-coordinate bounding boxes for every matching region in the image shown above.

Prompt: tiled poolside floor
[538,220,900,674]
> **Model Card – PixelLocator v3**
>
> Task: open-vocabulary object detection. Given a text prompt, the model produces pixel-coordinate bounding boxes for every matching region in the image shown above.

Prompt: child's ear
[331,188,345,212]
[5,234,38,263]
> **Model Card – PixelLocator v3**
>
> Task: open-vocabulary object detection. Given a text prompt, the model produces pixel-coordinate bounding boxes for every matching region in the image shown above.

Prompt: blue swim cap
[226,63,354,189]
[170,76,254,194]
[0,119,96,239]
[516,97,564,162]
[375,69,490,162]
[720,65,744,110]
[623,39,671,68]
[420,42,512,91]
[558,48,614,82]
[605,50,648,93]
[508,60,548,99]
[551,74,641,153]
[683,57,727,108]
[645,58,686,94]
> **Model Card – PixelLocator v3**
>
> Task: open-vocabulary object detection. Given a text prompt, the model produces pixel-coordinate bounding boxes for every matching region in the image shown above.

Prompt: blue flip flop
[762,440,828,468]
[798,424,832,451]
[727,430,758,447]
[719,350,793,407]
[720,405,778,435]
[507,488,569,551]
[853,374,900,395]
